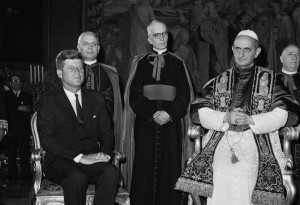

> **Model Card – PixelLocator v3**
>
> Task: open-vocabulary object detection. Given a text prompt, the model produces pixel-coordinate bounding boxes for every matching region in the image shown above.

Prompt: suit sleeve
[5,91,18,116]
[37,95,80,160]
[97,93,115,157]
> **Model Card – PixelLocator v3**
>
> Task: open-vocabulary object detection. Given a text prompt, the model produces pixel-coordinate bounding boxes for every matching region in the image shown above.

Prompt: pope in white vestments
[175,30,299,205]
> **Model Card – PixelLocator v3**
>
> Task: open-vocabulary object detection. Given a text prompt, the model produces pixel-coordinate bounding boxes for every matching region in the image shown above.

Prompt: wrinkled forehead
[80,34,98,44]
[233,36,255,48]
[150,23,167,34]
[283,45,300,54]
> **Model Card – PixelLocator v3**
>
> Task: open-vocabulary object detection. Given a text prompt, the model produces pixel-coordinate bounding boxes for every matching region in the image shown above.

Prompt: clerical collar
[235,63,255,74]
[282,69,297,75]
[84,60,97,65]
[235,63,254,70]
[153,48,167,55]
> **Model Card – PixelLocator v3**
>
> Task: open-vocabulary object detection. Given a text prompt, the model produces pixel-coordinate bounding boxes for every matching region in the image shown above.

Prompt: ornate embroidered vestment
[176,66,287,205]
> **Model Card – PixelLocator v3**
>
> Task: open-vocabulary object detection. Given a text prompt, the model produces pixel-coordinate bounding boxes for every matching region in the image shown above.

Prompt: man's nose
[293,54,300,61]
[158,35,167,41]
[73,68,82,74]
[239,50,245,57]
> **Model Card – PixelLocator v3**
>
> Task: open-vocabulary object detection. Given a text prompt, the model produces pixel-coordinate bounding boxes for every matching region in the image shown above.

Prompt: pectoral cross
[230,148,239,164]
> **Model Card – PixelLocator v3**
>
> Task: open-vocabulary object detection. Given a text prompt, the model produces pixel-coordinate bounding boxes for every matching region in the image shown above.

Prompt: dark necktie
[75,94,84,124]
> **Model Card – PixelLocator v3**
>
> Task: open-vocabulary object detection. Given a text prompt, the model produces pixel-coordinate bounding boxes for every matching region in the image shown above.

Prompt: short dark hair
[10,73,22,82]
[56,50,83,70]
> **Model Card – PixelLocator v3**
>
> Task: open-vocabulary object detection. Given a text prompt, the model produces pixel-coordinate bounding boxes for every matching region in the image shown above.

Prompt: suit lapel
[81,89,91,125]
[58,88,78,120]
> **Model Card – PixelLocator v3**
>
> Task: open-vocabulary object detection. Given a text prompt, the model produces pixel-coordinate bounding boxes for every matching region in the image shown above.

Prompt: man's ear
[148,36,153,45]
[280,55,283,64]
[255,47,261,58]
[57,69,62,79]
[97,45,100,53]
[77,44,80,51]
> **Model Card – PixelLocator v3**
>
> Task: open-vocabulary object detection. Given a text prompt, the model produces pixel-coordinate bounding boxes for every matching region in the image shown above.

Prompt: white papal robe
[198,107,288,205]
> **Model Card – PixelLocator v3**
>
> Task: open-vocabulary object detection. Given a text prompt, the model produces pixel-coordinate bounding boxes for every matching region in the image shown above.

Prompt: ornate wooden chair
[30,112,130,205]
[187,125,299,205]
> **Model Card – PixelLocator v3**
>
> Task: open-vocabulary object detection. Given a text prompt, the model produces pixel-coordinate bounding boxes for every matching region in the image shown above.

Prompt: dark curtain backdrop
[0,0,43,63]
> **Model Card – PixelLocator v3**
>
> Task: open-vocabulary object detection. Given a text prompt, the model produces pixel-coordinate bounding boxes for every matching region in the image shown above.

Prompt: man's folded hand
[79,152,110,165]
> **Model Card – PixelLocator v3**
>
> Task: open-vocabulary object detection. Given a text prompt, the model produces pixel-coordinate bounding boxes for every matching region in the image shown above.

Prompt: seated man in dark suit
[37,50,120,205]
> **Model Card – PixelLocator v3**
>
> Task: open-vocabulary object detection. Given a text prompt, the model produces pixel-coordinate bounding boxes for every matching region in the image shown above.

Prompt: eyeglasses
[11,79,20,82]
[152,32,168,39]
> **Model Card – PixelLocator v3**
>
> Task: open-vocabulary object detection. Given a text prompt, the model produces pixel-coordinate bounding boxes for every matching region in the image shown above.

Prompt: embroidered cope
[175,65,299,205]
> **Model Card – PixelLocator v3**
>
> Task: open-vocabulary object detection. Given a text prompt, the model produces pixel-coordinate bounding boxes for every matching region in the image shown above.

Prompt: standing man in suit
[37,50,120,205]
[5,74,32,180]
[0,80,7,142]
[77,31,123,151]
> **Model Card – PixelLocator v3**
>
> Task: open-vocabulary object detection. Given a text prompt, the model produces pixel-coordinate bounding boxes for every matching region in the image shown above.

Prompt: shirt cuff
[74,154,83,163]
[104,154,111,160]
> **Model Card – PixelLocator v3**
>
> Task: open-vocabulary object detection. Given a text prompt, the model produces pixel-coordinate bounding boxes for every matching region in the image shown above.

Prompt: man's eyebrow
[234,46,251,49]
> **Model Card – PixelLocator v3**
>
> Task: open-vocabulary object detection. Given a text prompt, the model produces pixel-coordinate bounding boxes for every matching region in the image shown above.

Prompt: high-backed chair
[187,125,299,205]
[30,112,130,205]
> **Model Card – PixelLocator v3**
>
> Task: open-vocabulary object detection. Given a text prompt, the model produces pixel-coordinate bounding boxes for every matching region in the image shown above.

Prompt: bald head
[280,44,300,72]
[77,31,100,61]
[77,31,99,45]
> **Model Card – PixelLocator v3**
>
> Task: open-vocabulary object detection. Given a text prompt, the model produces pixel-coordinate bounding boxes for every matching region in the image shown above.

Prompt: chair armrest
[113,151,126,188]
[113,151,125,168]
[188,125,204,156]
[31,149,43,195]
[279,127,299,204]
[31,149,43,162]
[279,127,299,170]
